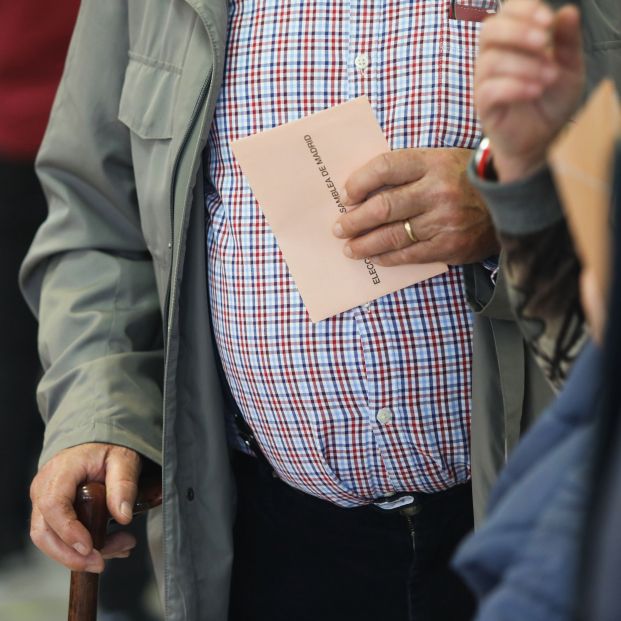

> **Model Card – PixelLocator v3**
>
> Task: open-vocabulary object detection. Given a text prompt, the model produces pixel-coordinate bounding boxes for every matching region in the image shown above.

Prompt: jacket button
[186,487,195,501]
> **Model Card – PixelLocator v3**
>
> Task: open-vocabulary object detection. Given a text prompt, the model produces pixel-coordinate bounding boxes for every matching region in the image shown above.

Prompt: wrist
[492,149,548,183]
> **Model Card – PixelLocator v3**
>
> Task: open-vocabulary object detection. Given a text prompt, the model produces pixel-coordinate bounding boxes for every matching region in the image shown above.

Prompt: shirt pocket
[118,55,179,286]
[435,15,482,150]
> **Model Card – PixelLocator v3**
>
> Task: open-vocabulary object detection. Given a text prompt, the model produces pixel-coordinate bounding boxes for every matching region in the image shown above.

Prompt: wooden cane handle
[67,471,163,621]
[68,482,108,621]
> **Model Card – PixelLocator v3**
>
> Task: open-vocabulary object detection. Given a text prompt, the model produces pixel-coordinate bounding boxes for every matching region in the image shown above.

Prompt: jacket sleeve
[19,1,164,467]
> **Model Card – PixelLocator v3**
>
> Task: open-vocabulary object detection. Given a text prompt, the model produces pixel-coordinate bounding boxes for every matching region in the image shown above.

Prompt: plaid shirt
[205,0,483,507]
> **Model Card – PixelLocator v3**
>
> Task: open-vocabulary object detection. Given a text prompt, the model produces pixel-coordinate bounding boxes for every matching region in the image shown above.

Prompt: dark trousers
[230,453,475,621]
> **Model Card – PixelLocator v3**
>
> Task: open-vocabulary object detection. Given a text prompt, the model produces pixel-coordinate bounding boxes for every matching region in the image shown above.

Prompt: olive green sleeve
[20,1,163,467]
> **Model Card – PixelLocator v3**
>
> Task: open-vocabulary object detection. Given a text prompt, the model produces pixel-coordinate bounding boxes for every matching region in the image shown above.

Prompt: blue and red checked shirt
[205,0,484,507]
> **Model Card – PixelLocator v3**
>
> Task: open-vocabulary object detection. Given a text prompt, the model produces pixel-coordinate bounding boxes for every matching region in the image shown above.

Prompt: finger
[343,150,428,205]
[100,530,137,559]
[372,236,449,267]
[479,12,552,56]
[477,77,544,115]
[499,0,554,27]
[105,447,142,525]
[32,471,95,556]
[343,218,423,259]
[335,182,429,239]
[476,47,558,86]
[30,506,105,573]
[553,5,583,69]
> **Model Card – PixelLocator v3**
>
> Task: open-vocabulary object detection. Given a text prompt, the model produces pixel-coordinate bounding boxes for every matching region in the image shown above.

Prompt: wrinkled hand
[476,0,584,181]
[333,148,499,266]
[30,443,141,573]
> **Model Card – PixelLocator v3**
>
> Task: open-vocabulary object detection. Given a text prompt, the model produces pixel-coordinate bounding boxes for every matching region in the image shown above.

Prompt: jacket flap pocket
[118,56,180,140]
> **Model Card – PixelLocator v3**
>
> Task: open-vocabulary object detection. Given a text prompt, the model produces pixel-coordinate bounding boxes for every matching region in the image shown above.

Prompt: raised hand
[475,0,585,181]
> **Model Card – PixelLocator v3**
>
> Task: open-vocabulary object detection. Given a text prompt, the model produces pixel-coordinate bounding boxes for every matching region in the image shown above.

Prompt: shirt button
[376,408,393,425]
[354,53,369,71]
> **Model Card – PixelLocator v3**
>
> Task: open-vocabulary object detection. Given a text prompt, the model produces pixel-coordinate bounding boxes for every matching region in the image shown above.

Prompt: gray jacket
[22,2,234,619]
[20,0,621,618]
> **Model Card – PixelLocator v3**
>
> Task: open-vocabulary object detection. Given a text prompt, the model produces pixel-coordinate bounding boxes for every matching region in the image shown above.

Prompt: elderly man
[21,1,556,620]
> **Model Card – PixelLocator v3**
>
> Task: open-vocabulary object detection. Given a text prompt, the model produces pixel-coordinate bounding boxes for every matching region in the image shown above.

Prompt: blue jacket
[453,343,603,621]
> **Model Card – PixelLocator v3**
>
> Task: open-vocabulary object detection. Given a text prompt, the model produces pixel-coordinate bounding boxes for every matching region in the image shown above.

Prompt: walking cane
[67,473,162,621]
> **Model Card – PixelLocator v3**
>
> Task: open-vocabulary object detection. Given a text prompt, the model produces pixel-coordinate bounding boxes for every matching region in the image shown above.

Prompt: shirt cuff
[468,158,564,236]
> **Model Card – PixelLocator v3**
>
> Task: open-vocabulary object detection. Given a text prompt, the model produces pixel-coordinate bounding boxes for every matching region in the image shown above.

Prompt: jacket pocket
[118,55,180,139]
[118,55,179,297]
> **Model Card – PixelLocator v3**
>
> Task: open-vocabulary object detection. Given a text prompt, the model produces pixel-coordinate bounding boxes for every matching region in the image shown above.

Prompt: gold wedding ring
[403,219,418,244]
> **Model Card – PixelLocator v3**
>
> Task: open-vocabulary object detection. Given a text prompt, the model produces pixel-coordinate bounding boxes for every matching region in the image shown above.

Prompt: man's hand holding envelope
[232,97,450,322]
[232,96,499,322]
[333,147,499,267]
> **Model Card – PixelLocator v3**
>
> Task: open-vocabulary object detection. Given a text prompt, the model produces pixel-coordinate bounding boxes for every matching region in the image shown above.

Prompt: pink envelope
[231,96,447,322]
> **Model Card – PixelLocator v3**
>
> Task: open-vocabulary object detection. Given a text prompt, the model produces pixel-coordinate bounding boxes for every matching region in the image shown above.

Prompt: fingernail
[120,501,133,520]
[333,222,345,238]
[73,542,89,556]
[103,551,130,561]
[343,245,353,258]
[340,189,350,205]
[85,562,102,574]
[533,6,553,25]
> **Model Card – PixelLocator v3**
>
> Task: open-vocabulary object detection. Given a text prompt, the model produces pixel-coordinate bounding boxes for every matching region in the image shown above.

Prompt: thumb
[105,447,142,525]
[553,5,583,70]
